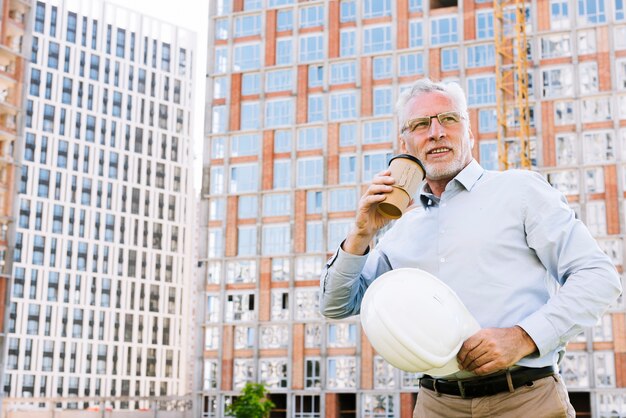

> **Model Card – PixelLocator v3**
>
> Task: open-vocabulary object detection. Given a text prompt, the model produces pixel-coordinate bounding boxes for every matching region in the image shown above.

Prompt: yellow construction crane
[494,0,532,170]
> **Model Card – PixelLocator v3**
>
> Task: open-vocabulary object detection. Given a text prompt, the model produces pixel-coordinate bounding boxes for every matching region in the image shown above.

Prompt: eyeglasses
[402,111,463,134]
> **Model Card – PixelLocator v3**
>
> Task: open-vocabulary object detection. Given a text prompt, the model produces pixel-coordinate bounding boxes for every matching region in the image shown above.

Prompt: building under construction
[202,0,626,416]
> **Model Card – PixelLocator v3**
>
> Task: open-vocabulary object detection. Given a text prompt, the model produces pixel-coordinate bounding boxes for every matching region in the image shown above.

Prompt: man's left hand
[456,326,537,375]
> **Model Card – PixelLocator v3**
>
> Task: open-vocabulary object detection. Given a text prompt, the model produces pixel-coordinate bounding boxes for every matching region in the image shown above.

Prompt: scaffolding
[494,0,532,170]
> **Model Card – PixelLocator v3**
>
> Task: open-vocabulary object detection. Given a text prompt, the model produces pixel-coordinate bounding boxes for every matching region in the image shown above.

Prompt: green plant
[225,382,275,418]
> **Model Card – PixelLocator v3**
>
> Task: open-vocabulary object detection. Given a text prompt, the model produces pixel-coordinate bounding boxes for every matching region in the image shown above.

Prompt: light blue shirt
[320,160,622,368]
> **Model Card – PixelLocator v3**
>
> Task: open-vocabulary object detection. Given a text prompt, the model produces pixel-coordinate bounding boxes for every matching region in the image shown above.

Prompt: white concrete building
[4,0,197,410]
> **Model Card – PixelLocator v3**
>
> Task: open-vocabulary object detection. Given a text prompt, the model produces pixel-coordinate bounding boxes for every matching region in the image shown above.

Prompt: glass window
[476,10,494,39]
[238,196,258,219]
[244,0,262,11]
[363,26,392,54]
[330,92,357,121]
[339,156,356,184]
[298,127,324,150]
[306,191,323,214]
[542,67,574,98]
[441,47,459,71]
[409,0,423,12]
[306,222,323,252]
[273,160,291,189]
[409,21,423,48]
[363,394,395,417]
[328,220,352,252]
[550,0,570,29]
[308,65,324,87]
[541,34,571,59]
[234,14,262,37]
[214,47,228,73]
[340,124,357,146]
[617,0,625,21]
[579,62,598,94]
[340,0,356,22]
[373,88,393,115]
[238,226,257,256]
[466,44,495,68]
[364,120,392,144]
[274,130,292,152]
[555,134,578,166]
[363,0,391,18]
[242,73,261,95]
[431,16,458,45]
[327,357,357,389]
[262,224,291,255]
[265,98,294,127]
[213,76,228,99]
[308,95,324,122]
[329,189,357,211]
[479,141,498,170]
[231,134,260,157]
[277,9,293,31]
[399,53,424,76]
[554,101,575,125]
[299,34,324,62]
[276,38,293,65]
[233,43,261,71]
[330,61,356,84]
[299,5,323,28]
[211,105,228,133]
[340,30,356,57]
[266,69,293,92]
[578,29,597,54]
[215,19,229,40]
[467,76,496,105]
[362,152,392,182]
[230,164,259,193]
[373,56,392,79]
[240,102,260,130]
[577,0,606,25]
[478,109,497,133]
[297,158,323,187]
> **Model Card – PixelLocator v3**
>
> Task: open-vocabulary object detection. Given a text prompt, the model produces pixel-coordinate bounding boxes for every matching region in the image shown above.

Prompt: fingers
[371,170,395,186]
[457,337,488,372]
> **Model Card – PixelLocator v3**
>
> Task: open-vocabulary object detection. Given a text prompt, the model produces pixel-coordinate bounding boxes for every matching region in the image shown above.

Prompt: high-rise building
[0,0,32,401]
[4,0,197,409]
[202,0,626,417]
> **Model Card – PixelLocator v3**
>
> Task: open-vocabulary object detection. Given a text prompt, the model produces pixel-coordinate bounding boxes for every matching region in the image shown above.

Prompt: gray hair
[396,78,470,135]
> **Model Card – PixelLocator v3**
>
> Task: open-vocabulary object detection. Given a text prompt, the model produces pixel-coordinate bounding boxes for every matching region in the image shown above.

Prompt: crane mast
[494,0,532,170]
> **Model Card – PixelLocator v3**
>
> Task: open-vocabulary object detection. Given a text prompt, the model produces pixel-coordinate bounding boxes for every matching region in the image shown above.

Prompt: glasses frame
[401,111,463,134]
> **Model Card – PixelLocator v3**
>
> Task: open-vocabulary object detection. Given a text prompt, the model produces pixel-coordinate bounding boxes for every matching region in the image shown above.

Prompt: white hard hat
[360,268,480,377]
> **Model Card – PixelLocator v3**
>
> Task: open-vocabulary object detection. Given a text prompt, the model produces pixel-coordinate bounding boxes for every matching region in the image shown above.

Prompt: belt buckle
[457,380,467,399]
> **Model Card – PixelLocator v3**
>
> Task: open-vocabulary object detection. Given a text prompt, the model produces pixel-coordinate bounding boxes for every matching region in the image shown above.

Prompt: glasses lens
[407,118,431,132]
[438,112,461,125]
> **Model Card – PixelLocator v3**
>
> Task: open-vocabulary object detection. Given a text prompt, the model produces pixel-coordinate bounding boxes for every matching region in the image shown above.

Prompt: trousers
[413,374,576,418]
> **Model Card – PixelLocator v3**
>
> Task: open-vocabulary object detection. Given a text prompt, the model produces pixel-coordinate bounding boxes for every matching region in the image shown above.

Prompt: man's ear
[468,128,475,149]
[400,137,408,153]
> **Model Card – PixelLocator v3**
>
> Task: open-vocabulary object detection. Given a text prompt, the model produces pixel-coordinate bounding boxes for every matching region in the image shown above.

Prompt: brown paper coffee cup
[376,154,425,219]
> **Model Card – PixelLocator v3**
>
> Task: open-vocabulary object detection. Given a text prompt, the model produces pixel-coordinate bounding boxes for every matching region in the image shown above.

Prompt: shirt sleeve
[319,241,393,319]
[516,172,622,357]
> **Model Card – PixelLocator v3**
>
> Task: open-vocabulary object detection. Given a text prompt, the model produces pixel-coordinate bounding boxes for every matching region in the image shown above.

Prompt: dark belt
[419,366,555,399]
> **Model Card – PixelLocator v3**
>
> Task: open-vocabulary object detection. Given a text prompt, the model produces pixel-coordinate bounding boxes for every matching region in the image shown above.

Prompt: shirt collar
[418,159,484,208]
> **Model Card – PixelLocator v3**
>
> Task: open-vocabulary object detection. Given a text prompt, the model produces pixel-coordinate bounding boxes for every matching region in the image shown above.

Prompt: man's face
[400,92,474,182]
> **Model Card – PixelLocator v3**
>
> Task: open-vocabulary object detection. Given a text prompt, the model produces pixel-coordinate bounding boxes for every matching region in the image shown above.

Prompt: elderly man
[319,78,622,417]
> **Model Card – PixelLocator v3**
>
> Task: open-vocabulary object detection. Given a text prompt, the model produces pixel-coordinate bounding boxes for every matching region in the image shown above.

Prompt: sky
[108,0,209,192]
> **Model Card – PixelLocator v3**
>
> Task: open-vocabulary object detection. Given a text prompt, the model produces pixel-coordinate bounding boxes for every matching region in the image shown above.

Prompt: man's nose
[428,117,445,140]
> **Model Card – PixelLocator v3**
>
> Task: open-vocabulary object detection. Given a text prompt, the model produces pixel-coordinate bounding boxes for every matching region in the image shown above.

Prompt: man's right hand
[342,169,396,255]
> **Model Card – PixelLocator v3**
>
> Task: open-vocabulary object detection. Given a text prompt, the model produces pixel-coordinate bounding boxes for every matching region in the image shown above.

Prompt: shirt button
[440,257,445,263]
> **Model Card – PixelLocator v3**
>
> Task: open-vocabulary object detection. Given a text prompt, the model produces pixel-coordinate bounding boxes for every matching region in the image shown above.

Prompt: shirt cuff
[327,243,370,275]
[516,313,560,358]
